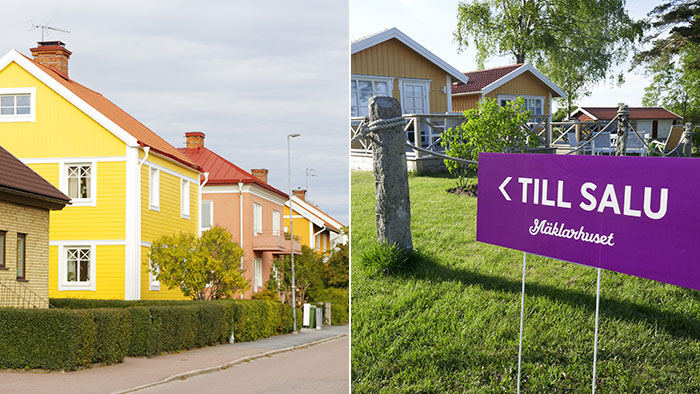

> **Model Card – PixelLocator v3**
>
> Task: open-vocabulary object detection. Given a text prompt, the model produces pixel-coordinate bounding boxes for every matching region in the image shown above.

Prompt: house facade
[570,107,682,140]
[178,132,301,298]
[0,145,69,308]
[284,189,342,258]
[0,41,201,300]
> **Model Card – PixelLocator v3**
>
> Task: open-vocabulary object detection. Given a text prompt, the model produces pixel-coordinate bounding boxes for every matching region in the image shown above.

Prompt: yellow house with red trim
[283,189,343,257]
[0,41,200,300]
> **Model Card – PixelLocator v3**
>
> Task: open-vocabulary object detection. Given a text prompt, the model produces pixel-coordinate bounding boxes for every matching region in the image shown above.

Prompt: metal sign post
[592,268,602,393]
[517,252,527,394]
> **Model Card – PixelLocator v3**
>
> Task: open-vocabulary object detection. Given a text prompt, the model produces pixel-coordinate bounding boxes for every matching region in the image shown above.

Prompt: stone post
[616,103,630,156]
[368,96,413,250]
[324,302,332,326]
[682,122,694,157]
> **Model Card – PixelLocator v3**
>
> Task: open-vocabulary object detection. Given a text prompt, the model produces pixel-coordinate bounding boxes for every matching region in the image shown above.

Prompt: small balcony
[253,230,301,255]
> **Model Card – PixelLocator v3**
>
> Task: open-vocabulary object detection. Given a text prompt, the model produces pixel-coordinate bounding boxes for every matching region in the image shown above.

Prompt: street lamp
[288,133,300,332]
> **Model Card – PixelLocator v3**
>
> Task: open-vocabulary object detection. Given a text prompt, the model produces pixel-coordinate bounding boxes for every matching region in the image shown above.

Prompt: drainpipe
[238,182,244,299]
[198,172,209,236]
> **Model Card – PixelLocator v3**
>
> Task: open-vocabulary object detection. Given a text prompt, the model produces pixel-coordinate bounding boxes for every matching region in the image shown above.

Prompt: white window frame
[0,87,36,123]
[497,94,545,116]
[149,259,160,291]
[58,245,96,291]
[272,210,280,236]
[181,179,190,219]
[254,257,263,289]
[398,78,431,115]
[60,161,96,207]
[351,74,394,117]
[149,167,160,211]
[253,203,263,235]
[201,200,213,231]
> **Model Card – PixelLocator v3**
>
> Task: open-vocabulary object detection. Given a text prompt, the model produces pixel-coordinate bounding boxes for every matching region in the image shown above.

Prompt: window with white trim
[66,247,90,283]
[66,164,92,201]
[498,95,544,116]
[149,259,160,291]
[322,234,327,253]
[0,88,35,122]
[201,201,213,231]
[254,258,263,288]
[272,210,280,236]
[149,167,160,210]
[253,203,262,234]
[351,76,393,117]
[401,82,428,114]
[181,179,190,218]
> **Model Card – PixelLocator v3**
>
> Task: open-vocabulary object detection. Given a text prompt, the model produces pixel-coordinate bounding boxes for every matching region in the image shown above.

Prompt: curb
[114,333,347,393]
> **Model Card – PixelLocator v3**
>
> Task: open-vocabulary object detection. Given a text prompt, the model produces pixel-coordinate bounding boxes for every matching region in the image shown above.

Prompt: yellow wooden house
[283,190,342,257]
[0,41,200,300]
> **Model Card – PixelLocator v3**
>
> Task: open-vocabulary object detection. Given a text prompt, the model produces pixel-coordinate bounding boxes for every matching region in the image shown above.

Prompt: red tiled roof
[178,146,288,198]
[452,64,523,94]
[575,107,681,120]
[22,54,200,171]
[0,145,70,204]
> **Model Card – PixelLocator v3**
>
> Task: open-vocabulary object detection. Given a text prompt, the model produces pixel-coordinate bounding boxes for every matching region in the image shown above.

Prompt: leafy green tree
[454,0,643,114]
[149,226,248,300]
[277,246,325,308]
[441,97,534,187]
[325,240,349,288]
[635,1,700,69]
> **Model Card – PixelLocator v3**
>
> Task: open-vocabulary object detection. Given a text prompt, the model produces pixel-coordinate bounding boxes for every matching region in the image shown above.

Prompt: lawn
[351,171,700,393]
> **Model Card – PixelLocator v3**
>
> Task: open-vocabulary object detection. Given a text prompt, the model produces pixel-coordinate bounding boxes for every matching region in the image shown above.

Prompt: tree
[277,246,325,308]
[635,1,700,69]
[325,240,349,288]
[149,226,248,300]
[441,97,534,187]
[454,0,643,114]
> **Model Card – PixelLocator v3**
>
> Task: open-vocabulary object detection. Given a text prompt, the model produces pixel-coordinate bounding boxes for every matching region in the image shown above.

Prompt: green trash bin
[308,305,316,328]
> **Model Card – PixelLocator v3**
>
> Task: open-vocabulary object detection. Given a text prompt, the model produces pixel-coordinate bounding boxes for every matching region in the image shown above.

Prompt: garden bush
[312,287,349,325]
[0,308,95,370]
[85,308,130,364]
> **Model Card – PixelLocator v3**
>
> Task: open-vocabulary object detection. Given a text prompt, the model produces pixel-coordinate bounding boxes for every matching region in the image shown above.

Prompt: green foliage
[357,241,410,275]
[85,308,130,364]
[635,1,700,69]
[228,300,294,341]
[310,287,349,325]
[552,106,570,122]
[251,279,281,301]
[441,97,534,187]
[455,0,643,114]
[278,246,326,308]
[149,226,248,300]
[0,309,96,370]
[127,307,158,356]
[325,238,349,288]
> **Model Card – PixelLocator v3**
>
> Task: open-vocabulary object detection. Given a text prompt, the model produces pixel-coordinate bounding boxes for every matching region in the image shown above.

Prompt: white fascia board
[202,183,287,206]
[284,199,325,228]
[451,91,482,97]
[0,50,139,147]
[291,196,343,230]
[351,28,469,84]
[571,107,598,120]
[481,64,567,99]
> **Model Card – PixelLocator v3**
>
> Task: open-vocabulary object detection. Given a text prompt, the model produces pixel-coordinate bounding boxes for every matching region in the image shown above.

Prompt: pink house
[179,132,301,298]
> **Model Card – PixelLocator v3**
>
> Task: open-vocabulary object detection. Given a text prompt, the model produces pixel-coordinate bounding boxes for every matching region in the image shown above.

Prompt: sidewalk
[0,325,348,394]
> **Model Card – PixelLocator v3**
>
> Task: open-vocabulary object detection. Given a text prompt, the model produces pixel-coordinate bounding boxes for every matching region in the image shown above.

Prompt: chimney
[251,169,268,184]
[293,188,307,201]
[185,132,205,149]
[30,41,71,77]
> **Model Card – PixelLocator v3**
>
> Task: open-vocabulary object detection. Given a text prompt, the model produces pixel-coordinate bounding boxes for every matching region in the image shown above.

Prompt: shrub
[195,303,232,347]
[311,287,349,325]
[85,308,130,364]
[127,307,157,356]
[0,308,96,370]
[358,242,411,275]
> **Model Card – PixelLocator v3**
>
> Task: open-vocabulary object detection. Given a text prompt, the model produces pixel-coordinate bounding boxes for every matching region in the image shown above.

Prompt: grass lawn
[351,171,700,393]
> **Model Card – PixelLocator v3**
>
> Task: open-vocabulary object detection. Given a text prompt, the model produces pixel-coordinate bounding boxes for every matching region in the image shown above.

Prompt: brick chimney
[293,188,307,201]
[185,132,205,149]
[30,41,72,77]
[251,169,268,184]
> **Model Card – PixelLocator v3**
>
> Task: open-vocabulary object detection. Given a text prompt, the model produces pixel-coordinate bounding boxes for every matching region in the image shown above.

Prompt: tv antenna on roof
[31,23,70,41]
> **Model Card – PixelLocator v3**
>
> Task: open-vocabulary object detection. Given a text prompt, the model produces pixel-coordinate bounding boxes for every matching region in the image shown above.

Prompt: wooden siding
[352,38,450,113]
[49,245,126,299]
[452,94,481,113]
[0,62,125,158]
[140,245,187,300]
[484,70,552,114]
[284,205,311,248]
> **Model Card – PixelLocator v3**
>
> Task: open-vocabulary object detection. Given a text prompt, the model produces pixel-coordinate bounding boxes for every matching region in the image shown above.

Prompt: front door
[652,120,658,139]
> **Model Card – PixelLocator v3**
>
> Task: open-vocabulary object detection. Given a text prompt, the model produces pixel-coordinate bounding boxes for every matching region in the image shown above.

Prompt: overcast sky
[351,0,662,111]
[0,0,349,224]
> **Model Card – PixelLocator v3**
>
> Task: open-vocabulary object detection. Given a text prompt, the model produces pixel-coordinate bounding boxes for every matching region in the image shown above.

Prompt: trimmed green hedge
[311,288,349,325]
[0,299,296,370]
[0,308,96,370]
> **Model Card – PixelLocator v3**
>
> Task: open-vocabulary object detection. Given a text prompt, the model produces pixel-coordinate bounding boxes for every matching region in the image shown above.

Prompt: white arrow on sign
[499,177,512,201]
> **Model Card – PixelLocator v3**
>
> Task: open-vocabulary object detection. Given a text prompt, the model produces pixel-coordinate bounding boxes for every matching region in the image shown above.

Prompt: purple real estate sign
[476,152,700,291]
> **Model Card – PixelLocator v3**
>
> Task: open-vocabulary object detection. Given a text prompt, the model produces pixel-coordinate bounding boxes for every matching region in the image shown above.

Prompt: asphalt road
[136,336,349,394]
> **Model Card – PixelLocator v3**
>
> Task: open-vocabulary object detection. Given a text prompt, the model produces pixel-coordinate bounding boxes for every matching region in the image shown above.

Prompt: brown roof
[21,54,200,171]
[0,145,70,204]
[452,64,523,94]
[575,107,681,120]
[177,146,288,198]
